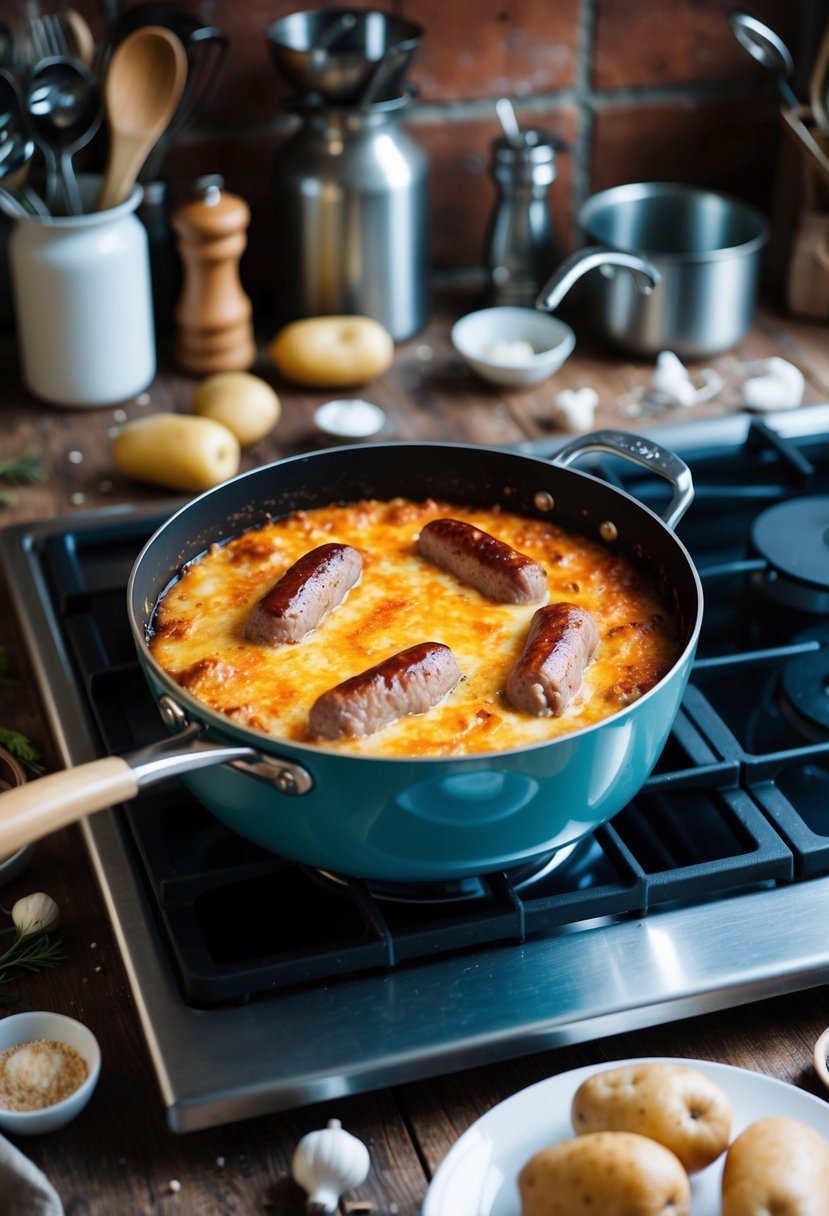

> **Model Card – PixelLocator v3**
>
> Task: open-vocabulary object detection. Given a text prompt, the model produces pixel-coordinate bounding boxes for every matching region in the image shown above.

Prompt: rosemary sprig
[0,929,65,998]
[0,448,46,507]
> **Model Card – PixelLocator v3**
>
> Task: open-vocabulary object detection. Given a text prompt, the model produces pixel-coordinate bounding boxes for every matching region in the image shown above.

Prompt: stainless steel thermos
[271,93,429,341]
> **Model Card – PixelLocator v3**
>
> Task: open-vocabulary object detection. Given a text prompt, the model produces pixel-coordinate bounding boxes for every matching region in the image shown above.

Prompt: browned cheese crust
[149,498,683,756]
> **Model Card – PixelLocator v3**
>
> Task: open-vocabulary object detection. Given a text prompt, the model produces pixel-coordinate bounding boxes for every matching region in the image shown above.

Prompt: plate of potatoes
[422,1057,829,1216]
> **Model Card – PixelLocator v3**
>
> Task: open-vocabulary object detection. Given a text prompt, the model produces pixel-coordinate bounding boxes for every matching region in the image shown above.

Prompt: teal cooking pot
[0,431,702,882]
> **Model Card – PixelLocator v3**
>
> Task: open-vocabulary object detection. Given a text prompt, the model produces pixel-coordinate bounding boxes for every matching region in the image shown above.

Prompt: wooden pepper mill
[171,174,256,375]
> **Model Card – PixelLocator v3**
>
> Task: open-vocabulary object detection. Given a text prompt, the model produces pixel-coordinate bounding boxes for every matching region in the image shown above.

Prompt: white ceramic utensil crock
[8,176,155,407]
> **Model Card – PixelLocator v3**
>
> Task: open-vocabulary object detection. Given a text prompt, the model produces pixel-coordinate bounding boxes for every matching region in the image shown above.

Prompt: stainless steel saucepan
[538,182,769,358]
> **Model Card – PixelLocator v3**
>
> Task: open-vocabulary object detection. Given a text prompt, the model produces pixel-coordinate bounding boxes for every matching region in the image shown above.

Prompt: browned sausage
[309,642,462,739]
[505,602,599,716]
[417,517,547,604]
[244,542,362,645]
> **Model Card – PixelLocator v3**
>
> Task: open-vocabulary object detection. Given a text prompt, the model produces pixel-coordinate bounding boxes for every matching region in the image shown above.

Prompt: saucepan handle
[551,428,694,531]
[0,723,313,858]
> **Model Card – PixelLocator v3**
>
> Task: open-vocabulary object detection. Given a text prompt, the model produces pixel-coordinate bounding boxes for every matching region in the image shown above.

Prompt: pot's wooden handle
[0,758,138,857]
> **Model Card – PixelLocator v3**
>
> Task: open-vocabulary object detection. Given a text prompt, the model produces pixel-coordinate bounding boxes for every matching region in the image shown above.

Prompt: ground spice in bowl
[0,1039,89,1111]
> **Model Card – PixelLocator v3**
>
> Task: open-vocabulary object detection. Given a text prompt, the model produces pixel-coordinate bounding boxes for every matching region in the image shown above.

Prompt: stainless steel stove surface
[3,407,829,1132]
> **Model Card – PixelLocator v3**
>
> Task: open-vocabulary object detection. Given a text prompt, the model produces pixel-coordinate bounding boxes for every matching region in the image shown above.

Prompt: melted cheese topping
[149,498,683,757]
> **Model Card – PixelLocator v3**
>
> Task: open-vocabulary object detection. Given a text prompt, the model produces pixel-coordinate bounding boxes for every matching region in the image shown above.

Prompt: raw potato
[519,1130,690,1216]
[269,315,394,387]
[722,1116,829,1216]
[571,1061,732,1174]
[113,413,240,493]
[192,373,281,447]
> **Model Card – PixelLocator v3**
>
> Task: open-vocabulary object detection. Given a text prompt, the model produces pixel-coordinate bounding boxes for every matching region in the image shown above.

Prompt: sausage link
[309,642,461,739]
[244,542,362,645]
[505,602,599,716]
[417,517,547,604]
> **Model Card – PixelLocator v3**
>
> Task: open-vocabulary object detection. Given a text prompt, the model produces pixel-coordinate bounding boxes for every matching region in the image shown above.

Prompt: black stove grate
[27,419,829,1007]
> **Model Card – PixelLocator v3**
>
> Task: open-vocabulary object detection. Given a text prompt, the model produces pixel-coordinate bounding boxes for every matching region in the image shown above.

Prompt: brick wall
[64,0,822,299]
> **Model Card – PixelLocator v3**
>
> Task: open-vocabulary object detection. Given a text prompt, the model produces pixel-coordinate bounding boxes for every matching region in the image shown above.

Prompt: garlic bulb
[12,893,60,936]
[291,1117,370,1213]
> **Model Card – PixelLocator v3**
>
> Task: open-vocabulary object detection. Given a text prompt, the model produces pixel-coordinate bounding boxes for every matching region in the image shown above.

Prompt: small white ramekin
[0,1011,101,1134]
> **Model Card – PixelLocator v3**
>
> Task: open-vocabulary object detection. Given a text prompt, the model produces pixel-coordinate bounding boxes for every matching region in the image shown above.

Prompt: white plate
[422,1056,829,1216]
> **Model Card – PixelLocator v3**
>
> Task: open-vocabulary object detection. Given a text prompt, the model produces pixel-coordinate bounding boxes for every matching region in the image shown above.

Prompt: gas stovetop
[3,406,829,1132]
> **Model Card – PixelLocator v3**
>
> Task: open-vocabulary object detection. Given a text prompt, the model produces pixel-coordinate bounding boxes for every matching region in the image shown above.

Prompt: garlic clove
[291,1117,370,1214]
[649,351,698,406]
[12,893,60,936]
[742,357,805,412]
[552,386,599,432]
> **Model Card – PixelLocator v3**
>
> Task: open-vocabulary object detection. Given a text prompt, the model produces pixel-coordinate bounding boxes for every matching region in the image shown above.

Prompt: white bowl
[451,306,576,388]
[0,1012,101,1134]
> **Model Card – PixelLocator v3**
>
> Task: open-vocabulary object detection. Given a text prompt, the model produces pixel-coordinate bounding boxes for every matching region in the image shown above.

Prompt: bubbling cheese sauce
[149,498,684,757]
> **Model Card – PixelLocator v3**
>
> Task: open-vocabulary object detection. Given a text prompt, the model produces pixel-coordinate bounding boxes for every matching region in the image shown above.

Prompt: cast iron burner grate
[21,413,829,1007]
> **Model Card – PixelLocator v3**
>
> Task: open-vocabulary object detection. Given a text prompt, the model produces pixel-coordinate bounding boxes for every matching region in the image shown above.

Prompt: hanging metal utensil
[728,11,799,108]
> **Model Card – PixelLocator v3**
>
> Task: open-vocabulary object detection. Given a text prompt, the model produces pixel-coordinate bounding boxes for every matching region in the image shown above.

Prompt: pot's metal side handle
[152,697,314,796]
[552,429,695,531]
[535,247,661,312]
[125,723,258,788]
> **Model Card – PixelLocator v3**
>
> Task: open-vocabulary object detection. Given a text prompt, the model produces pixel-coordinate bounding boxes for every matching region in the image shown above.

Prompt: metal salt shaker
[484,110,559,308]
[271,92,429,341]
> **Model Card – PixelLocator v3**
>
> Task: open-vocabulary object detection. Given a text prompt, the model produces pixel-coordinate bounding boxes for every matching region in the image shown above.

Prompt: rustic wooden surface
[1,297,829,1213]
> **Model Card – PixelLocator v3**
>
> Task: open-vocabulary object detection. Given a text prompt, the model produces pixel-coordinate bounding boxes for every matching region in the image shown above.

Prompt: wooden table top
[2,298,829,1213]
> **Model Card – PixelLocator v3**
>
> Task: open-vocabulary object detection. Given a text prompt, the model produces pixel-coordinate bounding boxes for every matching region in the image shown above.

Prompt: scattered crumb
[67,450,83,464]
[113,409,128,423]
[89,942,97,949]
[136,394,151,406]
[215,1157,225,1168]
[168,1179,181,1194]
[70,492,86,506]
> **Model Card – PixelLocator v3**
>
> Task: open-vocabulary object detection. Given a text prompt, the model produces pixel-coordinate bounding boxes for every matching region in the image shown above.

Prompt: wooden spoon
[96,24,187,211]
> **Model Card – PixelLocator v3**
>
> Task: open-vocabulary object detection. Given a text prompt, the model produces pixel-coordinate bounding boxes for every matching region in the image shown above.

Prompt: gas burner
[750,496,829,613]
[317,843,579,905]
[779,650,829,742]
